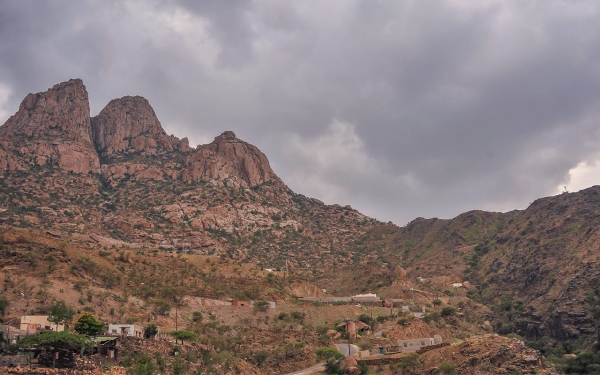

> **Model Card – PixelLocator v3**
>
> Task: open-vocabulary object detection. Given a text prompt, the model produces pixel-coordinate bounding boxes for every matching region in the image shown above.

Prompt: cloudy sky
[1,0,600,225]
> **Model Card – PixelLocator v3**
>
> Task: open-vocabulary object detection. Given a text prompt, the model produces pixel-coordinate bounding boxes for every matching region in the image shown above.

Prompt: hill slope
[3,79,600,352]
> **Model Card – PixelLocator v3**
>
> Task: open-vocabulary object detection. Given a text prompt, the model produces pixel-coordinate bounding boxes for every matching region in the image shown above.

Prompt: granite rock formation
[182,131,282,189]
[0,79,100,173]
[91,96,189,158]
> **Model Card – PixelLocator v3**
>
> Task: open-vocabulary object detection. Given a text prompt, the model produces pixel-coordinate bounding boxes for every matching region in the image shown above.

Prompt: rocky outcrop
[0,149,25,172]
[91,96,189,158]
[182,131,281,188]
[0,79,100,173]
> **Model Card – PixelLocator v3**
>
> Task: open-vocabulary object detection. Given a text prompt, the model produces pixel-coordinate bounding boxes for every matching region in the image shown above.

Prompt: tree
[434,361,458,374]
[152,300,172,316]
[129,352,157,375]
[169,330,197,345]
[191,311,203,323]
[441,306,456,317]
[316,347,344,363]
[254,350,270,367]
[399,353,421,374]
[16,331,93,368]
[48,300,75,326]
[74,313,104,336]
[17,331,93,350]
[144,323,159,338]
[0,295,9,317]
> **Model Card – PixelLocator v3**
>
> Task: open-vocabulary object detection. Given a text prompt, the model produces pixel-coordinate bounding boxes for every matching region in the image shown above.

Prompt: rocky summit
[0,79,100,174]
[92,95,189,158]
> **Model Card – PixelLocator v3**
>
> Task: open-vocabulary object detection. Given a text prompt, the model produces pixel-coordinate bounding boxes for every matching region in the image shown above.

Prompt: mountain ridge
[3,79,600,352]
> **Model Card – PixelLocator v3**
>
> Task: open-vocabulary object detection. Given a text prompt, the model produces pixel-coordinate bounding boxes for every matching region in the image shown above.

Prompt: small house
[107,324,144,338]
[92,337,118,359]
[20,316,64,333]
[397,335,443,352]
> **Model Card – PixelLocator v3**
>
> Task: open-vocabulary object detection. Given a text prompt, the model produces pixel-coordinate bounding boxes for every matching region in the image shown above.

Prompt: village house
[397,335,443,352]
[91,336,118,359]
[0,325,27,344]
[299,293,382,306]
[107,324,144,338]
[20,316,64,333]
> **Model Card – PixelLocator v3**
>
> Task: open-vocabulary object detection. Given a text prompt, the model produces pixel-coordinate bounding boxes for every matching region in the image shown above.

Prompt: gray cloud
[1,0,600,224]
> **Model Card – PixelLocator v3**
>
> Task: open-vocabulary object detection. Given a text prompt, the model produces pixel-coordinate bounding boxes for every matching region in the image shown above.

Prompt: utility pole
[345,318,351,357]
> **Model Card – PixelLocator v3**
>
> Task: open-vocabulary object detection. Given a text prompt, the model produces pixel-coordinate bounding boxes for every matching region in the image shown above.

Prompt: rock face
[182,131,280,188]
[91,96,189,158]
[0,79,100,173]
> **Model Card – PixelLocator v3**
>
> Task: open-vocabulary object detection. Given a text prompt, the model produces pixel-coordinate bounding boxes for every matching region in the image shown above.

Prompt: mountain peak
[91,95,188,158]
[182,131,283,189]
[214,130,237,141]
[0,78,100,173]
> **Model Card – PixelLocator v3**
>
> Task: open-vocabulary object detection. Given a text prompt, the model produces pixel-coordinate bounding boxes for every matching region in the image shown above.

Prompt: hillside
[2,79,600,372]
[0,79,392,290]
[340,188,600,350]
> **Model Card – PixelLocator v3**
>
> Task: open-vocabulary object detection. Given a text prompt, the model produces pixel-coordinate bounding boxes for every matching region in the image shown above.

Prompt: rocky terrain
[0,79,387,292]
[3,79,600,373]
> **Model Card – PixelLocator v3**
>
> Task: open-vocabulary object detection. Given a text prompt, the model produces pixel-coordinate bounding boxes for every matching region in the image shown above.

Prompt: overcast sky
[1,0,600,225]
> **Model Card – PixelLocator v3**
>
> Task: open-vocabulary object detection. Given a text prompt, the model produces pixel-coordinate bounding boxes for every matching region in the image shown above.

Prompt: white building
[108,324,144,338]
[397,335,443,352]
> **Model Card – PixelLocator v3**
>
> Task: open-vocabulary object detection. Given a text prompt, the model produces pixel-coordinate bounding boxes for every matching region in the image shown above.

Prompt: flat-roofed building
[20,316,64,333]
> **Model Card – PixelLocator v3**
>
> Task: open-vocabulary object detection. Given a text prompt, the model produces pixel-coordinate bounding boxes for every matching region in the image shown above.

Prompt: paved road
[335,343,360,357]
[283,363,325,375]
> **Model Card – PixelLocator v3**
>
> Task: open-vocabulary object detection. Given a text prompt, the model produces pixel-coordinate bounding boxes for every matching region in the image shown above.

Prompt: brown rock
[134,165,164,180]
[0,79,100,174]
[395,266,407,277]
[181,131,283,188]
[0,149,25,171]
[91,96,188,158]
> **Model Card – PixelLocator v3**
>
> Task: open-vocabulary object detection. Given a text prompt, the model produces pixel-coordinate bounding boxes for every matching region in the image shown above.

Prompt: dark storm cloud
[1,0,600,224]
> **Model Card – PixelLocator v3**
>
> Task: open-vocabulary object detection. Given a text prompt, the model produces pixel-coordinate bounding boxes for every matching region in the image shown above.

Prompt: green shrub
[434,361,458,374]
[144,324,158,338]
[254,301,271,313]
[254,350,270,367]
[497,323,514,335]
[191,311,203,323]
[316,347,344,362]
[290,311,305,322]
[423,311,442,323]
[278,312,290,321]
[441,306,456,317]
